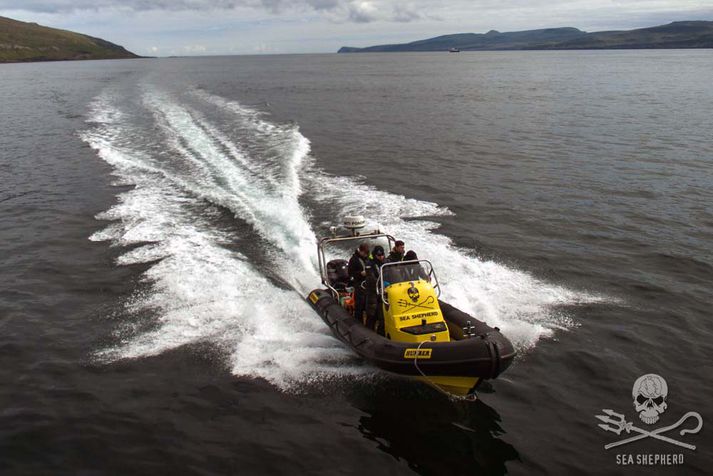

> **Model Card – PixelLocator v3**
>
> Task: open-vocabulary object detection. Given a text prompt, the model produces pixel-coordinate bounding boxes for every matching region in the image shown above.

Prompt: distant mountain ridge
[338,21,713,52]
[0,16,139,63]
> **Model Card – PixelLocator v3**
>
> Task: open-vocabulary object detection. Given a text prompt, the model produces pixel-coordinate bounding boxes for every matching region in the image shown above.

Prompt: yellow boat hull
[417,376,480,396]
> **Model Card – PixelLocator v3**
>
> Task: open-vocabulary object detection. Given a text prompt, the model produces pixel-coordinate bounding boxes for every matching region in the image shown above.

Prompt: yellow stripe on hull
[417,376,480,397]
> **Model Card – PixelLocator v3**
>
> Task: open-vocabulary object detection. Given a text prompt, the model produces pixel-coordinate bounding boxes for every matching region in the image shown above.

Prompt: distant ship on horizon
[449,47,461,53]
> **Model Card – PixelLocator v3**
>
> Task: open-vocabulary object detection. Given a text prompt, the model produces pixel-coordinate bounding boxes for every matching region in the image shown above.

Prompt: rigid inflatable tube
[309,289,515,379]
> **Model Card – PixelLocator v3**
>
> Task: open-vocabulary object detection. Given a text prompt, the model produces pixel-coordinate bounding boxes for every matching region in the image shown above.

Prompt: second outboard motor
[326,259,350,290]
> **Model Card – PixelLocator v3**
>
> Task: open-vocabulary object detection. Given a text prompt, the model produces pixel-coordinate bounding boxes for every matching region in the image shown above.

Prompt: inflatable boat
[307,217,516,396]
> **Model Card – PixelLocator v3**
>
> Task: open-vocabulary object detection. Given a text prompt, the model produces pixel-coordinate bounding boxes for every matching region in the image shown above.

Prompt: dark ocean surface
[1,51,712,475]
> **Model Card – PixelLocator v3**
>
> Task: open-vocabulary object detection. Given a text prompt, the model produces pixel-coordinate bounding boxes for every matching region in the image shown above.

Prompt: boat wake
[82,85,603,390]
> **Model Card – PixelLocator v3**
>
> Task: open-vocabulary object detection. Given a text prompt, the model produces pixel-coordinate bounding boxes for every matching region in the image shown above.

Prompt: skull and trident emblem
[595,374,703,450]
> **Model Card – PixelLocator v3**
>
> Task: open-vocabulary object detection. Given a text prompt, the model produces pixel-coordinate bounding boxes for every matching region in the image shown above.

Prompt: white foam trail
[87,94,123,125]
[85,87,604,392]
[191,88,310,202]
[142,88,318,292]
[82,95,364,390]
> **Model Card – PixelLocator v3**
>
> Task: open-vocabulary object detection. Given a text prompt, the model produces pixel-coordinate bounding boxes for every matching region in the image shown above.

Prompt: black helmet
[373,245,385,257]
[404,250,418,261]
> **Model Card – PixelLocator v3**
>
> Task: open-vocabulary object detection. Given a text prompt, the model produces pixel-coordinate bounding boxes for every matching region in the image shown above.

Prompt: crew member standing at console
[348,243,371,323]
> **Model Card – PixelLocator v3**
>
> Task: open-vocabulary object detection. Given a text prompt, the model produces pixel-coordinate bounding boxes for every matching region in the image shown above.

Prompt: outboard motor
[326,259,350,290]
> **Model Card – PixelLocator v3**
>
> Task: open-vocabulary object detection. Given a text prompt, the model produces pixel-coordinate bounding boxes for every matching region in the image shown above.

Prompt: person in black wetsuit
[348,243,371,323]
[370,245,386,276]
[365,245,386,334]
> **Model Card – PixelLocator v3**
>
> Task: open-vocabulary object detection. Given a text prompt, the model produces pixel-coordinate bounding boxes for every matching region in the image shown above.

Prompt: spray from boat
[82,86,604,391]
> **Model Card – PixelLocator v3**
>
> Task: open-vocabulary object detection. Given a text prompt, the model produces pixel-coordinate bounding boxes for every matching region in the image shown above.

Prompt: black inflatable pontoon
[308,289,515,382]
[307,216,516,396]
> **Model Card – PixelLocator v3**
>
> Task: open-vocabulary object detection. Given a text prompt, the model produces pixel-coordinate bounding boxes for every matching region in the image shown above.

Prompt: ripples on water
[1,51,711,474]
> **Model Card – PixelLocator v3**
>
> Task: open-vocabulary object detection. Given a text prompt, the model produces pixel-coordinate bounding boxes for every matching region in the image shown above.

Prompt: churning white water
[82,87,603,390]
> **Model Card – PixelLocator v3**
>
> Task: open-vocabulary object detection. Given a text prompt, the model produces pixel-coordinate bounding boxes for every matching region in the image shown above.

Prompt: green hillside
[339,21,713,52]
[0,15,139,63]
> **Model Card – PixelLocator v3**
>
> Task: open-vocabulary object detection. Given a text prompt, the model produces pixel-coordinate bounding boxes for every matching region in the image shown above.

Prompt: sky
[1,1,712,56]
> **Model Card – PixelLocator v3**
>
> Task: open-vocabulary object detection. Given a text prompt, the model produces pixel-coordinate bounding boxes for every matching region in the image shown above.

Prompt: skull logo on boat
[632,374,668,425]
[407,283,420,303]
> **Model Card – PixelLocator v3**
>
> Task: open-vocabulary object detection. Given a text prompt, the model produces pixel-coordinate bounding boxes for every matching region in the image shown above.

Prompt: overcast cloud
[1,0,711,55]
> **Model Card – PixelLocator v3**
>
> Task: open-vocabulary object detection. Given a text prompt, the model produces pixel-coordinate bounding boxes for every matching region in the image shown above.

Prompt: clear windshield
[381,260,433,286]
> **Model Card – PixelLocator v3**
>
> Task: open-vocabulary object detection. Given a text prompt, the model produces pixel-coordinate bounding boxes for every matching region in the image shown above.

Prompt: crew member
[387,240,405,263]
[371,245,386,273]
[404,250,430,281]
[348,243,371,323]
[365,245,386,333]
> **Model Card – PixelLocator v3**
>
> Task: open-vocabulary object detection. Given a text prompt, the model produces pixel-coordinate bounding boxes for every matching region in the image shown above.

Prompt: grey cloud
[347,4,377,23]
[3,0,711,25]
[392,5,421,22]
[305,0,341,10]
[0,0,388,22]
[0,0,361,14]
[0,0,277,13]
[0,0,426,23]
[0,1,224,13]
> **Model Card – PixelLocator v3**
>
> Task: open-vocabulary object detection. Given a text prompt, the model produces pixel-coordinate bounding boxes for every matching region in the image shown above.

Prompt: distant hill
[0,15,139,63]
[338,21,713,52]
